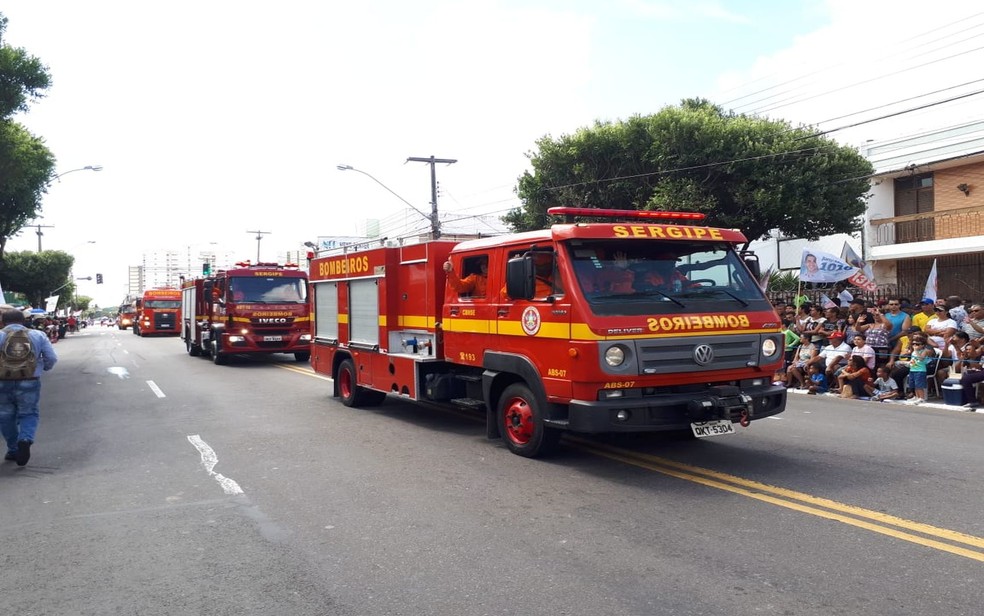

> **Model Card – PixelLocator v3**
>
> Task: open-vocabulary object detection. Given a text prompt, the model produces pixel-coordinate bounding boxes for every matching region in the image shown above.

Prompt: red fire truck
[117,301,137,330]
[134,288,182,336]
[180,261,311,365]
[308,208,786,457]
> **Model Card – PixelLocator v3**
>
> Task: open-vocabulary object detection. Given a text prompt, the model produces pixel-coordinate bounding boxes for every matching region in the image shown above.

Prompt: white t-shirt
[820,342,851,368]
[925,316,956,347]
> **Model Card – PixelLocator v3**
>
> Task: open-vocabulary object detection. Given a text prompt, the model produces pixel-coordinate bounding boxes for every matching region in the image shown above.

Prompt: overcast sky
[3,0,983,308]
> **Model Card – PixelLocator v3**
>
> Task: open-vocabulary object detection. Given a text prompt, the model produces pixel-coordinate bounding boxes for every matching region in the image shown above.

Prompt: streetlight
[336,164,434,233]
[51,165,103,183]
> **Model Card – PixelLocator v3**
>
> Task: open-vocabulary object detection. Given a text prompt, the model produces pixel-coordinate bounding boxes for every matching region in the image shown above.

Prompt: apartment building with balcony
[863,120,984,300]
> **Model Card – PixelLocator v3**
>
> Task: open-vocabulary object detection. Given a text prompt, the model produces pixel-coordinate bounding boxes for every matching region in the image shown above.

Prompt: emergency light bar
[547,207,706,221]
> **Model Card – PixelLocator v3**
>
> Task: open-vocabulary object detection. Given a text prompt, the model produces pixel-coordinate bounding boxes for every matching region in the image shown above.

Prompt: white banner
[44,295,59,313]
[800,248,859,283]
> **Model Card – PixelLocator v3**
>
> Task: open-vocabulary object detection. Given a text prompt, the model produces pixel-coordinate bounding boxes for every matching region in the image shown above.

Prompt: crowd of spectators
[773,291,984,408]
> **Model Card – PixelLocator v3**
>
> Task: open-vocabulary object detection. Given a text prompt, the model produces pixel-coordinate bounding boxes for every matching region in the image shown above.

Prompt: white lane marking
[147,380,166,398]
[107,367,130,379]
[186,435,244,495]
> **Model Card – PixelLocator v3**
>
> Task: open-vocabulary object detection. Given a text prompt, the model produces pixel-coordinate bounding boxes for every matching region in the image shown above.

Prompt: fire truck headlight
[240,328,250,335]
[761,338,778,358]
[604,345,626,367]
[300,333,312,342]
[228,335,245,343]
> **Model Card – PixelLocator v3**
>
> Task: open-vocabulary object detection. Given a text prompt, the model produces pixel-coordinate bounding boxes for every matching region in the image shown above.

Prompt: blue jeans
[0,379,42,454]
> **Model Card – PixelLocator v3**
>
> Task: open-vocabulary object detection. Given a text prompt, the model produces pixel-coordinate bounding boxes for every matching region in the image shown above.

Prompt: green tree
[0,13,55,260]
[507,99,874,246]
[0,249,74,307]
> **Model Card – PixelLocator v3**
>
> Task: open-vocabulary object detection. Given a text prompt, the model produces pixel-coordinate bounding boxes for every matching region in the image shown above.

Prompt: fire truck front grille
[635,334,760,374]
[251,328,291,336]
[154,314,176,329]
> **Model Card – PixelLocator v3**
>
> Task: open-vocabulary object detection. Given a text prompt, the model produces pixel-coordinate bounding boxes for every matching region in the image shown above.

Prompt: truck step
[451,398,487,409]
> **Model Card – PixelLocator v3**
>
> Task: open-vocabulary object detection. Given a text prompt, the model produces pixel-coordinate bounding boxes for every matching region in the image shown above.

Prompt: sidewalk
[785,386,983,413]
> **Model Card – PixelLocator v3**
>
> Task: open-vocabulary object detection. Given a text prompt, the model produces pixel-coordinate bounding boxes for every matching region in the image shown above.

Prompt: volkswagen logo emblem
[693,344,714,366]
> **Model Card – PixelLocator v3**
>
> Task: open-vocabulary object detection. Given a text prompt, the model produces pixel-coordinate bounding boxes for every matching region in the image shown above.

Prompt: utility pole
[407,155,457,239]
[247,230,270,262]
[34,224,55,252]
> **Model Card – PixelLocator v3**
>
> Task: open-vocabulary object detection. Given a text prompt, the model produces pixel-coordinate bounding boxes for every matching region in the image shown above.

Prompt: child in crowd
[838,355,872,399]
[864,365,900,401]
[905,338,933,404]
[807,363,828,395]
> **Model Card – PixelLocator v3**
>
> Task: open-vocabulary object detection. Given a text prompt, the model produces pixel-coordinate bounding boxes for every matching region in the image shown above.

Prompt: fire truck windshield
[565,241,769,316]
[228,276,307,304]
[144,300,180,309]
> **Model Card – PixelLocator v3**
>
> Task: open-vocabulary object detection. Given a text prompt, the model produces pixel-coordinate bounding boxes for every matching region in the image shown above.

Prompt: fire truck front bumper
[559,383,787,433]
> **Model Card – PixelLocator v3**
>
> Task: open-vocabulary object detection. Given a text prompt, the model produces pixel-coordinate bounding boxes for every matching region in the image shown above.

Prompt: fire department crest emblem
[521,306,541,336]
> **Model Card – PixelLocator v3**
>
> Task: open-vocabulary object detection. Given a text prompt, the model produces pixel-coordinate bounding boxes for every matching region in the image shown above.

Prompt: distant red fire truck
[308,208,786,457]
[180,261,311,365]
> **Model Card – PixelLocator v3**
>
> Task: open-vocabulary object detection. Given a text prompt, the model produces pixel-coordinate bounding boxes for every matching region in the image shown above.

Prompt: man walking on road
[0,308,58,466]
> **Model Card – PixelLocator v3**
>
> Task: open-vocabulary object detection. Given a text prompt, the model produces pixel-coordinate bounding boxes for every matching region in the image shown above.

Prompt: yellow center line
[570,439,984,562]
[276,364,332,381]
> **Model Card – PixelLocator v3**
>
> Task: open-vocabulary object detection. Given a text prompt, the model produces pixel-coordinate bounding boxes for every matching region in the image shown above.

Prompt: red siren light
[547,207,706,221]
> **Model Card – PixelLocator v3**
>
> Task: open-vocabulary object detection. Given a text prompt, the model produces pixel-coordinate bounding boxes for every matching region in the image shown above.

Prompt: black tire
[294,352,310,362]
[211,338,228,365]
[336,359,386,407]
[186,338,201,357]
[497,383,561,458]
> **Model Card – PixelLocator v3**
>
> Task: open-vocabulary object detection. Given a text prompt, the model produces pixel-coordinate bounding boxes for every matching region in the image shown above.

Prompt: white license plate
[690,419,736,438]
[263,335,283,342]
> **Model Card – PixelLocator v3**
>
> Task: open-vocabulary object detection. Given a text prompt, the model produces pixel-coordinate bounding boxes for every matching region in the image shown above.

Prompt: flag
[840,241,877,291]
[758,264,774,292]
[800,248,859,283]
[923,259,938,302]
[819,293,837,309]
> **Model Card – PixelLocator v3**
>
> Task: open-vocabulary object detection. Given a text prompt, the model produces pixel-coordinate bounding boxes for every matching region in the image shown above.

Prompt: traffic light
[96,273,103,284]
[202,262,211,275]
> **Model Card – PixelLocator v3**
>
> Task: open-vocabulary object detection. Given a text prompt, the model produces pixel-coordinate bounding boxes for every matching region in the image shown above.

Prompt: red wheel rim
[339,367,353,398]
[502,396,535,445]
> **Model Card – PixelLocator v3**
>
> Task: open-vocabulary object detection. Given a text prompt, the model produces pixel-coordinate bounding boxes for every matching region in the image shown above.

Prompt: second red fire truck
[180,261,311,365]
[308,207,786,458]
[133,288,182,336]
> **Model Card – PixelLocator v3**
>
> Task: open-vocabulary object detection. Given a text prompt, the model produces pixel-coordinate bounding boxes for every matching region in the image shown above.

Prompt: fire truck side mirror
[506,256,535,300]
[741,251,761,279]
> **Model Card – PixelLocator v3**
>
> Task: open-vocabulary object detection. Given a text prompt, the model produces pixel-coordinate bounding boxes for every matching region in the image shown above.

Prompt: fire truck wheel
[337,359,386,407]
[497,383,561,458]
[211,339,229,365]
[186,338,201,357]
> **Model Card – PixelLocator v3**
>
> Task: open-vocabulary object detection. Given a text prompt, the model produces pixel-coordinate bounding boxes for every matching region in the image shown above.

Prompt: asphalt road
[1,326,982,616]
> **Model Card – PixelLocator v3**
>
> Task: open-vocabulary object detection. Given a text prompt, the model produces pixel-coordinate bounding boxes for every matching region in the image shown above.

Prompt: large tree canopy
[0,13,55,260]
[0,250,74,307]
[506,99,874,245]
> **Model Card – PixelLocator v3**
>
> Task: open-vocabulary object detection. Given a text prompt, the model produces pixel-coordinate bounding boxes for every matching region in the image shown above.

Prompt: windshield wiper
[596,290,686,308]
[680,287,749,307]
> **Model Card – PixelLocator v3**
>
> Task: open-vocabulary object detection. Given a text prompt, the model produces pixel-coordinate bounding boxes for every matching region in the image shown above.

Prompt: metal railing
[870,205,984,246]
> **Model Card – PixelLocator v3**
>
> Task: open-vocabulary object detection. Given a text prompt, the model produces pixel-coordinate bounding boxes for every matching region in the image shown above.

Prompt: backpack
[0,327,38,380]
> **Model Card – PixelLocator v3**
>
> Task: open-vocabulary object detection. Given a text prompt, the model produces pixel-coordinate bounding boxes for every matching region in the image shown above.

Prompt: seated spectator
[806,363,827,395]
[838,355,872,399]
[960,304,984,341]
[937,330,969,383]
[817,332,852,383]
[864,365,900,401]
[912,298,935,331]
[786,333,818,389]
[958,337,984,408]
[946,295,967,328]
[924,306,957,348]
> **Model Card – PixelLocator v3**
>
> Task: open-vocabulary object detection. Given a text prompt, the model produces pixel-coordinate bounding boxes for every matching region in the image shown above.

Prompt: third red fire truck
[181,261,311,365]
[134,288,182,336]
[308,208,787,458]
